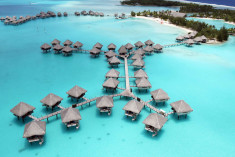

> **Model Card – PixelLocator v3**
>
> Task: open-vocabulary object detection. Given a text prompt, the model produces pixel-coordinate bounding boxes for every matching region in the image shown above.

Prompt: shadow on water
[19,137,47,153]
[141,129,165,141]
[60,123,82,134]
[11,117,32,127]
[95,109,113,118]
[169,113,192,123]
[121,114,142,124]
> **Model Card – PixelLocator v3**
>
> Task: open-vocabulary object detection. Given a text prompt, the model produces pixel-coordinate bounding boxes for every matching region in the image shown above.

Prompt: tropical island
[122,0,235,42]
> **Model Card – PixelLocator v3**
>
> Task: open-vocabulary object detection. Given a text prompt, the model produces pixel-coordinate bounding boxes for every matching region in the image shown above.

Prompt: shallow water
[0,1,235,157]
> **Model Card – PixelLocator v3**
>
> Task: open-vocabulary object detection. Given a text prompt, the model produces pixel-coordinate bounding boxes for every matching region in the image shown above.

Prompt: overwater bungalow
[134,69,148,79]
[66,85,87,101]
[176,36,184,42]
[194,37,203,44]
[73,41,83,49]
[93,42,103,49]
[189,31,197,38]
[145,40,155,46]
[123,100,144,121]
[23,121,46,145]
[125,43,134,51]
[95,12,99,16]
[105,69,120,79]
[201,35,207,43]
[151,89,170,104]
[170,12,186,18]
[107,43,116,51]
[89,10,94,15]
[51,39,60,46]
[63,40,73,46]
[40,93,63,110]
[75,12,80,16]
[153,44,163,52]
[0,17,5,21]
[81,10,87,15]
[143,113,167,137]
[135,77,152,91]
[96,96,114,115]
[185,39,195,46]
[131,54,142,60]
[108,56,121,67]
[60,107,82,129]
[183,34,190,39]
[103,78,120,91]
[134,48,145,56]
[170,100,193,119]
[63,12,68,16]
[118,45,128,56]
[143,46,154,54]
[131,59,145,68]
[10,102,35,121]
[134,41,145,48]
[62,46,73,56]
[105,50,117,58]
[40,43,51,53]
[57,12,62,17]
[53,44,63,54]
[100,12,104,17]
[90,47,101,57]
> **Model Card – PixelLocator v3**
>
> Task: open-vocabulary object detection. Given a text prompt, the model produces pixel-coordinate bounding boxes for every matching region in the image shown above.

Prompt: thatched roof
[10,102,35,117]
[170,100,193,114]
[185,39,194,45]
[23,121,46,138]
[51,39,60,45]
[151,89,170,101]
[135,78,151,88]
[53,44,63,51]
[132,59,145,67]
[131,54,142,60]
[145,40,154,46]
[40,43,51,50]
[93,42,103,49]
[105,50,117,58]
[62,46,73,53]
[123,100,144,114]
[63,40,73,46]
[108,56,121,64]
[143,113,167,129]
[201,35,207,40]
[183,34,190,39]
[108,43,116,50]
[103,78,120,88]
[134,49,145,56]
[194,37,202,42]
[176,36,184,40]
[120,89,135,97]
[134,69,148,79]
[60,107,81,123]
[40,93,63,107]
[90,48,101,54]
[105,69,120,78]
[118,46,127,55]
[125,43,134,50]
[96,96,114,108]
[134,41,144,47]
[143,46,154,52]
[73,41,83,48]
[153,44,163,50]
[66,85,87,98]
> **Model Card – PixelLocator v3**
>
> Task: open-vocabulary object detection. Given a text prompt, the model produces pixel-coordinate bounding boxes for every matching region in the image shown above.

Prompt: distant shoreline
[189,17,235,26]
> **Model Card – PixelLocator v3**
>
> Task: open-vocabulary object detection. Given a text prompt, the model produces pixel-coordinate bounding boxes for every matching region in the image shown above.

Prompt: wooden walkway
[124,57,130,90]
[58,105,65,109]
[37,110,63,121]
[28,115,38,121]
[146,98,153,103]
[163,42,185,48]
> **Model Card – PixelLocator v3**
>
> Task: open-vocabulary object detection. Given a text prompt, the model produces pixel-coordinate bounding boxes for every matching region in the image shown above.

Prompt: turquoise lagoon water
[0,1,235,157]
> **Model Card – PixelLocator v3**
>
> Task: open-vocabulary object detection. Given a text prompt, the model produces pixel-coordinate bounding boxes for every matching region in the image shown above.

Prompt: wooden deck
[163,42,185,48]
[37,110,63,121]
[28,115,38,121]
[124,57,130,90]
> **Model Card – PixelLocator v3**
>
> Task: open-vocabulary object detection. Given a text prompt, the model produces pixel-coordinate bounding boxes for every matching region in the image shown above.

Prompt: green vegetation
[121,0,235,22]
[180,4,235,23]
[121,0,183,6]
[132,10,233,42]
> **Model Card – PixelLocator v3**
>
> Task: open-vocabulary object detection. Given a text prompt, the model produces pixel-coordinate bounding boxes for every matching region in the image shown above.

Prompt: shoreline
[189,17,235,25]
[134,16,224,45]
[135,16,192,33]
